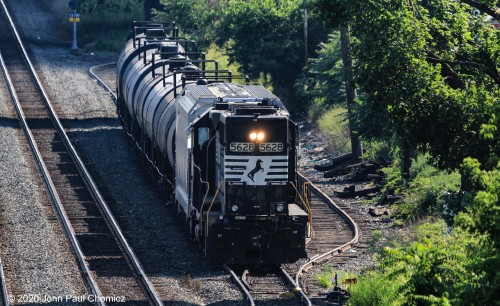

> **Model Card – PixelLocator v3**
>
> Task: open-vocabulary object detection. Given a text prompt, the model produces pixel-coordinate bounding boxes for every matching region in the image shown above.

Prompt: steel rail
[0,1,164,305]
[0,258,10,306]
[87,53,355,306]
[0,53,105,306]
[88,62,117,102]
[294,173,360,295]
[227,265,310,306]
[280,268,312,306]
[223,264,256,306]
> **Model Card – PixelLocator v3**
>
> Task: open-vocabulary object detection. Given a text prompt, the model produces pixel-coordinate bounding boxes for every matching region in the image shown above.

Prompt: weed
[178,273,201,292]
[317,106,351,155]
[348,272,399,306]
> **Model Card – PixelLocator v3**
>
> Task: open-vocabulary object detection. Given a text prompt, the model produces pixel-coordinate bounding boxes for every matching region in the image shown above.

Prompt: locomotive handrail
[289,181,313,238]
[204,180,225,256]
[294,173,360,293]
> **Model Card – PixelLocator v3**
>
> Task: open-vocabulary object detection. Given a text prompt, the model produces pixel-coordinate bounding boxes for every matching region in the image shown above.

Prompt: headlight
[276,203,285,212]
[257,132,265,141]
[231,205,239,212]
[249,131,265,142]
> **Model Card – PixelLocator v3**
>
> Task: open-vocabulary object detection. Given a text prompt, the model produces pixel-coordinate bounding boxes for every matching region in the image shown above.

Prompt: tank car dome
[159,44,180,59]
[145,28,166,39]
[169,54,187,70]
[196,78,208,85]
[183,64,200,80]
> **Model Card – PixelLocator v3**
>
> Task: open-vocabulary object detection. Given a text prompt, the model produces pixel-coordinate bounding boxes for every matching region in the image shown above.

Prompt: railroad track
[0,259,9,306]
[89,60,364,306]
[223,264,302,306]
[293,174,360,305]
[0,1,163,305]
[221,175,360,306]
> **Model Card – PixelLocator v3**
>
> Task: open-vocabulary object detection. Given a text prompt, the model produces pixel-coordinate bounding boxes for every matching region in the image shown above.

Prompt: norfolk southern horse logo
[247,159,264,182]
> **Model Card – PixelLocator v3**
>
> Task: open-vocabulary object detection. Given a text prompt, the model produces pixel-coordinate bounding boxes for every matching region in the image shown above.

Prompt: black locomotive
[116,22,310,265]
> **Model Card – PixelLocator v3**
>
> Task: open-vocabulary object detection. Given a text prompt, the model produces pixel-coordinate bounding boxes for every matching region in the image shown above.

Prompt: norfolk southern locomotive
[116,22,310,265]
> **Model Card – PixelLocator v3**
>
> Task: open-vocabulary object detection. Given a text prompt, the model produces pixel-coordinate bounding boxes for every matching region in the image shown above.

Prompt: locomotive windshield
[225,117,288,155]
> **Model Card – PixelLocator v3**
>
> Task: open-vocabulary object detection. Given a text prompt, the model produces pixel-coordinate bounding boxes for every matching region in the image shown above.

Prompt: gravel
[4,0,245,304]
[63,119,244,305]
[2,0,393,304]
[0,60,88,303]
[297,122,394,275]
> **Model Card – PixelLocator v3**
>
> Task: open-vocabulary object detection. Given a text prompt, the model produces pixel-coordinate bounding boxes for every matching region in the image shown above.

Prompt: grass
[315,266,353,289]
[317,106,351,155]
[205,44,240,73]
[348,272,399,306]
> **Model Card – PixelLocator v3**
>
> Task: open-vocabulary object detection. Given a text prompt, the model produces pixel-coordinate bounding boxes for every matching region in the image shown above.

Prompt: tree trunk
[339,25,363,162]
[402,139,411,181]
[144,0,161,20]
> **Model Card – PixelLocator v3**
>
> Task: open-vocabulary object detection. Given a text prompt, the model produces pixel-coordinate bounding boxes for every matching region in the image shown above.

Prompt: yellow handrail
[198,180,210,239]
[205,180,224,240]
[290,181,313,238]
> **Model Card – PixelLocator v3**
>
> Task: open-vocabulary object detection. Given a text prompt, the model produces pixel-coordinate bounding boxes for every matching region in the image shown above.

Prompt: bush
[317,106,351,155]
[349,272,399,306]
[362,139,391,164]
[75,0,144,52]
[349,220,484,305]
[383,154,461,223]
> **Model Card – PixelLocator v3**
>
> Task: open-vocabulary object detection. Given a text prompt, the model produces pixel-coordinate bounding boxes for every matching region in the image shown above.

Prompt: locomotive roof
[184,83,279,102]
[178,83,287,125]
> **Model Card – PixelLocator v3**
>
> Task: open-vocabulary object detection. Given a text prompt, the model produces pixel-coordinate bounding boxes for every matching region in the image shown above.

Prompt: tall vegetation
[308,0,499,303]
[153,0,327,110]
[74,0,144,51]
[313,0,499,170]
[77,0,498,303]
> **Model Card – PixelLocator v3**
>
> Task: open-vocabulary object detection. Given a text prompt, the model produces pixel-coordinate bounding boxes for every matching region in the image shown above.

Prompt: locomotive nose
[250,232,263,248]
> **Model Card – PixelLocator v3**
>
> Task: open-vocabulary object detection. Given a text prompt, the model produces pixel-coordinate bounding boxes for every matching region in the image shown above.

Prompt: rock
[369,206,390,217]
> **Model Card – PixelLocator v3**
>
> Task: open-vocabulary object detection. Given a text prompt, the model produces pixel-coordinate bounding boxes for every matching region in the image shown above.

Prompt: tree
[214,0,312,109]
[339,25,363,162]
[144,0,161,20]
[153,0,217,47]
[295,32,345,116]
[312,0,499,171]
[77,0,143,14]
